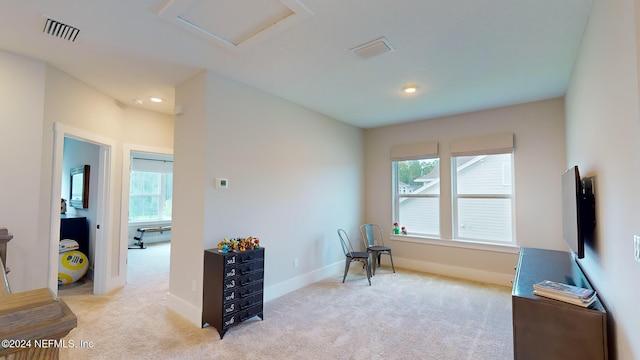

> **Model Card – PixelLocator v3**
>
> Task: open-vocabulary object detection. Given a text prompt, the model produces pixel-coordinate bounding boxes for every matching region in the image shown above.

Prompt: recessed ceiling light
[403,85,418,94]
[133,99,144,105]
[150,97,163,103]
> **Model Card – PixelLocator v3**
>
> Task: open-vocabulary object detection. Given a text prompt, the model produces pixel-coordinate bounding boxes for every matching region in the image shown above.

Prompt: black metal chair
[360,224,395,275]
[337,229,371,285]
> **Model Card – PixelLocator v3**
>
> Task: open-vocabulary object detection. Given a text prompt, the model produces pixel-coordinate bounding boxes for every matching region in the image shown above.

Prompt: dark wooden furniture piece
[512,247,607,360]
[60,215,89,256]
[202,247,264,339]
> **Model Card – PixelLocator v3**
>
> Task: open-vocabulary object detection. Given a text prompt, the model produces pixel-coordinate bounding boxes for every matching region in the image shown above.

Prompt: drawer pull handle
[240,277,256,286]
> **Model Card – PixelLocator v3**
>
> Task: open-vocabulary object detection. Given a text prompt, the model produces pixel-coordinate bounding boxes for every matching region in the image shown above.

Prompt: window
[129,171,173,222]
[393,158,440,236]
[129,153,173,222]
[391,133,515,249]
[452,153,514,244]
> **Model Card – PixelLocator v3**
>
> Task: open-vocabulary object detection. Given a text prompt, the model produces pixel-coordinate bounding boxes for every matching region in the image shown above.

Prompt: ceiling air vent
[350,37,395,59]
[43,18,80,42]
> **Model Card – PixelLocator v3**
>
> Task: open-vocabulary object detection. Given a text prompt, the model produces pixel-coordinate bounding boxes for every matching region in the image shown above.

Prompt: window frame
[392,157,441,238]
[389,133,518,253]
[451,152,515,245]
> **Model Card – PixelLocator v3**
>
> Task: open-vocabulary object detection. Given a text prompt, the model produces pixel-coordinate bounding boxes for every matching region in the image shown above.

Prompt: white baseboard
[263,260,343,303]
[167,257,513,329]
[167,291,202,327]
[165,261,343,329]
[390,256,514,287]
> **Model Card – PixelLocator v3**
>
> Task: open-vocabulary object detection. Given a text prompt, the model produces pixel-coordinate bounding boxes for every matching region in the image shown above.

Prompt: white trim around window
[390,132,517,250]
[390,234,520,254]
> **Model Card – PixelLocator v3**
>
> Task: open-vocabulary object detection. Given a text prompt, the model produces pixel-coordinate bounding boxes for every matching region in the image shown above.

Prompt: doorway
[58,137,99,295]
[119,145,173,286]
[49,123,115,295]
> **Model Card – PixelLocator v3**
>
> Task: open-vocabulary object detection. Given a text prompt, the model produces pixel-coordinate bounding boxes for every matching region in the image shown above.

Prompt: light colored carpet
[59,242,514,359]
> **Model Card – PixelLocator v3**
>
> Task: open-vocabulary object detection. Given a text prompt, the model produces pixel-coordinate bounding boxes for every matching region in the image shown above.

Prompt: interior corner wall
[168,71,208,323]
[170,71,364,325]
[0,50,47,292]
[363,98,567,283]
[120,106,175,146]
[565,0,640,358]
[0,48,174,293]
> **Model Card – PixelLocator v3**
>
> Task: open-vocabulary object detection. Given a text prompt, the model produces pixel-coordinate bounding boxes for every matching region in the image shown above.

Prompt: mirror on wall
[70,165,90,209]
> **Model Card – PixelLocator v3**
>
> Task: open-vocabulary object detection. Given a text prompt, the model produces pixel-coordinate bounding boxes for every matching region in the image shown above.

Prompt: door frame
[50,123,116,295]
[119,143,173,283]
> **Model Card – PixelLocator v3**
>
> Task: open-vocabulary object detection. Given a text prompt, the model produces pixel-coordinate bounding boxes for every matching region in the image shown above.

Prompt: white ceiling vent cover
[351,37,395,59]
[43,18,80,42]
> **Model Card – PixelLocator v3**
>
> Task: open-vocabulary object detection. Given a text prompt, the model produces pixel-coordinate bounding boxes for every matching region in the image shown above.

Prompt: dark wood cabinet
[60,215,89,256]
[202,247,264,339]
[512,248,607,360]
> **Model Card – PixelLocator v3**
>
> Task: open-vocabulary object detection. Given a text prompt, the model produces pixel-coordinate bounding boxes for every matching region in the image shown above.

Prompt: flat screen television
[561,165,595,259]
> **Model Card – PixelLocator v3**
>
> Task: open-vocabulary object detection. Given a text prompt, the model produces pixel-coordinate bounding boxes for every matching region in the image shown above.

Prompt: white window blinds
[390,141,439,161]
[450,132,514,156]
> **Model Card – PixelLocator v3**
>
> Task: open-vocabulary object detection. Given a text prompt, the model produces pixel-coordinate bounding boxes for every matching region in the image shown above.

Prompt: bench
[129,226,171,249]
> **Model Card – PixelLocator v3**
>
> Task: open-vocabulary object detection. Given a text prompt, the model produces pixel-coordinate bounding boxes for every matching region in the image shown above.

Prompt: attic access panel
[158,0,313,50]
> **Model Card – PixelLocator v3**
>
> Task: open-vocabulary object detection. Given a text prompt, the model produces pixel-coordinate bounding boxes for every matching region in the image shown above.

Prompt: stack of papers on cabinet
[533,280,596,307]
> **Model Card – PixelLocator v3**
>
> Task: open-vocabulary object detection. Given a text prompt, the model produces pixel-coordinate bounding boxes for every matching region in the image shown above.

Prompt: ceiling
[0,0,592,129]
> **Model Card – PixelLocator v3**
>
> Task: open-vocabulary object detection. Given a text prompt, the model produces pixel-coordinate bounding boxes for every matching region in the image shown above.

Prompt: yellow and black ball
[58,250,88,285]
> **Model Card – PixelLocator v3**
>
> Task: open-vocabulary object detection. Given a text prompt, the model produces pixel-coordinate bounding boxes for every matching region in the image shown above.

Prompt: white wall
[170,71,364,325]
[41,66,175,290]
[0,50,174,294]
[0,50,46,292]
[168,71,208,322]
[565,0,640,358]
[364,98,567,285]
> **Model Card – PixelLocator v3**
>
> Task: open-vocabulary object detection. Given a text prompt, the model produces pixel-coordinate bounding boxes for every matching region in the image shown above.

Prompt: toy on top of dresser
[217,236,260,253]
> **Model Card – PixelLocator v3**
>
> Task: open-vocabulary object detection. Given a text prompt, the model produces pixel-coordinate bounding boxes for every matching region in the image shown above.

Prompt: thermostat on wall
[215,178,228,189]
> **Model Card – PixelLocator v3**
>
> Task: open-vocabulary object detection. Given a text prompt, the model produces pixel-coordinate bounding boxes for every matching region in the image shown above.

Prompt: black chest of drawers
[60,215,89,256]
[202,247,264,339]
